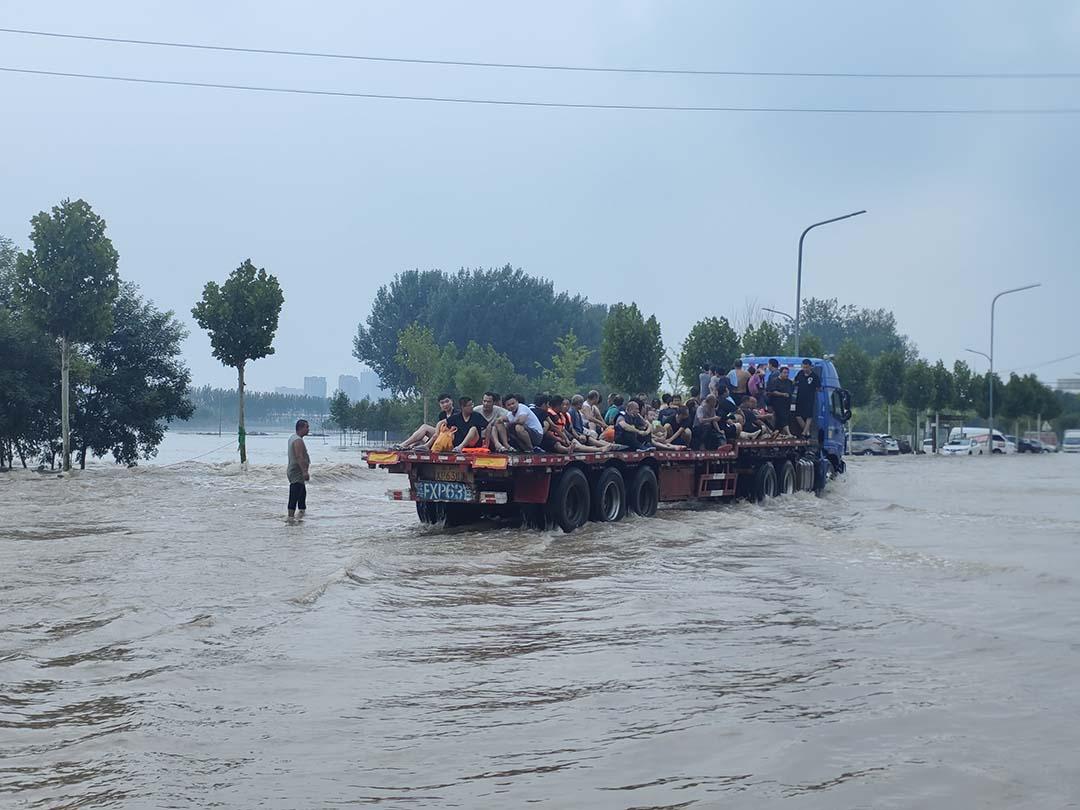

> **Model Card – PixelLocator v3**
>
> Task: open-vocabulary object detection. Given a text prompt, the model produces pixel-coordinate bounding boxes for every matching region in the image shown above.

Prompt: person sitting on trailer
[615,400,654,451]
[446,396,489,452]
[657,393,676,425]
[692,395,726,450]
[582,391,608,436]
[562,396,612,452]
[479,391,512,452]
[766,366,794,436]
[737,396,769,440]
[684,387,701,427]
[668,406,693,446]
[503,394,545,452]
[605,395,624,425]
[397,393,455,449]
[537,394,572,454]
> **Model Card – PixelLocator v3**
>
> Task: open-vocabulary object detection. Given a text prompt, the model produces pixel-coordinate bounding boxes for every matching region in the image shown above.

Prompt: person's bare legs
[453,426,480,452]
[510,424,534,451]
[400,424,435,448]
[492,422,510,451]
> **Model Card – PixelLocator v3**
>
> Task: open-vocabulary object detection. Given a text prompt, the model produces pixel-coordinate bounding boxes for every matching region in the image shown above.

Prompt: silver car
[877,434,901,455]
[849,432,886,455]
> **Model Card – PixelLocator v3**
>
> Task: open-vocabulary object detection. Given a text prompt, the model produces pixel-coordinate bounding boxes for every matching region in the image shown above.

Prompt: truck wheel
[442,504,478,527]
[751,462,778,502]
[627,466,659,517]
[416,501,441,524]
[518,504,555,531]
[549,467,591,533]
[591,467,627,522]
[813,456,829,496]
[774,460,796,495]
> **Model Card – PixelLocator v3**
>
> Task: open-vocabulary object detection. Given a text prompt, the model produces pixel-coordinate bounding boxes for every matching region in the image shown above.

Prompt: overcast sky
[2,2,1078,391]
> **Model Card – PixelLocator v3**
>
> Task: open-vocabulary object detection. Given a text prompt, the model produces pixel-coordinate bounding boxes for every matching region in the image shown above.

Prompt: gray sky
[2,1,1078,391]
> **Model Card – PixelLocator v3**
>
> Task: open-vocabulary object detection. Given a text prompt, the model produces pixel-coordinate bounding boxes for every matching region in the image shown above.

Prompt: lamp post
[795,210,866,355]
[986,284,1040,456]
[763,307,794,323]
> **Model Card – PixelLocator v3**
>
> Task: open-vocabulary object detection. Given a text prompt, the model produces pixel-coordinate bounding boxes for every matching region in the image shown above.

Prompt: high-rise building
[338,374,362,401]
[359,371,388,401]
[303,376,327,399]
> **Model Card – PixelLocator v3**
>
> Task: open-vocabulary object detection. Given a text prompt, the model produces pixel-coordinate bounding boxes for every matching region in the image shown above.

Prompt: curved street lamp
[795,210,866,355]
[984,284,1040,456]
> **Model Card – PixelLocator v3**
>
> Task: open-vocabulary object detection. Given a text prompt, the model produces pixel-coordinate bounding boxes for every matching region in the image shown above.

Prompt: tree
[872,351,906,433]
[796,333,825,361]
[601,303,664,394]
[73,283,193,466]
[15,199,120,471]
[741,320,783,357]
[192,259,284,464]
[972,373,1005,421]
[928,360,955,416]
[0,235,17,305]
[833,339,872,406]
[549,329,592,395]
[789,297,915,358]
[677,316,740,389]
[329,390,351,435]
[951,360,976,413]
[394,323,444,423]
[902,360,933,438]
[354,265,607,393]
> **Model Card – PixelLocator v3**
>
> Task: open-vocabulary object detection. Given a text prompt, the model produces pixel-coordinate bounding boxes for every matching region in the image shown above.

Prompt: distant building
[274,386,305,397]
[358,370,388,401]
[304,376,327,399]
[1056,377,1080,393]
[338,374,362,401]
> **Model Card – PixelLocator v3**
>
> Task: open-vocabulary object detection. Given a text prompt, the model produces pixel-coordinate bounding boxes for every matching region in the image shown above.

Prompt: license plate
[415,480,475,502]
[432,467,465,482]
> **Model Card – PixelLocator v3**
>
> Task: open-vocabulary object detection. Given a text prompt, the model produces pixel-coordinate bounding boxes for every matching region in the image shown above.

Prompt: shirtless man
[287,419,311,520]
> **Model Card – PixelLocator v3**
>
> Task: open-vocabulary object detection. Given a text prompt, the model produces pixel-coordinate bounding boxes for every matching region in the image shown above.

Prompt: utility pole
[795,210,866,355]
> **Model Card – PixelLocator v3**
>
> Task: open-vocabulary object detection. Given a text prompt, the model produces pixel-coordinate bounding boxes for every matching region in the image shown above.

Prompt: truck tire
[775,460,796,495]
[751,462,778,502]
[442,504,478,527]
[627,466,659,517]
[548,467,591,533]
[591,466,627,523]
[416,501,441,525]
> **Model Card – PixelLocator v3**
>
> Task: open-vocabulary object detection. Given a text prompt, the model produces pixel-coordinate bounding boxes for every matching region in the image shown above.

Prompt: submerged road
[2,441,1078,808]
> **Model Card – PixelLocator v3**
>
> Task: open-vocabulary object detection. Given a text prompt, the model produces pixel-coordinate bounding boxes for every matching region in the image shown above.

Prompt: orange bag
[461,446,490,455]
[430,422,456,452]
[602,426,615,442]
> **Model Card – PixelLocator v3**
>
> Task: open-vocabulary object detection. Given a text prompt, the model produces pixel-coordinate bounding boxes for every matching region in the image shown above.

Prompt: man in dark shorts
[615,400,653,451]
[793,358,822,438]
[287,419,310,520]
[669,406,693,446]
[503,394,545,452]
[447,396,489,452]
[766,366,794,436]
[692,395,725,450]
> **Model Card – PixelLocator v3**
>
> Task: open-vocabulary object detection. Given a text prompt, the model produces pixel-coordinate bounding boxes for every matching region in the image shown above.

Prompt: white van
[947,427,1015,454]
[1064,429,1080,454]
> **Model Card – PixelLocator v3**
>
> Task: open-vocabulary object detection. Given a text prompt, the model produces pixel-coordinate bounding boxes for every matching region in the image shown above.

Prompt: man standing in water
[287,419,311,520]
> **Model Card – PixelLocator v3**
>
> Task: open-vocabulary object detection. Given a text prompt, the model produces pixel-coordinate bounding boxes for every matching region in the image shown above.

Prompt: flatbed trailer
[365,437,836,533]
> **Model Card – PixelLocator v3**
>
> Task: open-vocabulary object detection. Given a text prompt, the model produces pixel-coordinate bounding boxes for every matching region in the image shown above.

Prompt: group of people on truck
[395,357,822,456]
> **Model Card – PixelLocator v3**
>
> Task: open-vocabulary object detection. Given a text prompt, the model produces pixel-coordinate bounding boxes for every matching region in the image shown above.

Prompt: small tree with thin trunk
[15,199,120,472]
[192,259,283,464]
[872,351,905,434]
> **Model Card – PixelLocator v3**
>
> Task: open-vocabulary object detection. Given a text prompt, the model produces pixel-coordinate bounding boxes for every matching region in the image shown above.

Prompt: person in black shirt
[793,359,821,438]
[615,400,653,451]
[657,393,677,426]
[447,396,489,451]
[766,366,794,435]
[669,406,692,446]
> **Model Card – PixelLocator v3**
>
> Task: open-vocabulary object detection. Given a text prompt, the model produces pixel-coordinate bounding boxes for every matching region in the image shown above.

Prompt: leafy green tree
[72,283,193,467]
[192,259,284,464]
[0,235,17,305]
[972,373,1005,421]
[741,320,783,357]
[902,360,933,437]
[952,360,976,413]
[833,339,872,406]
[329,390,351,434]
[458,341,524,397]
[790,297,915,358]
[15,199,120,471]
[549,329,592,395]
[395,323,444,423]
[677,316,739,389]
[354,265,607,392]
[602,303,664,394]
[796,333,825,361]
[872,351,906,433]
[0,305,59,467]
[929,360,955,416]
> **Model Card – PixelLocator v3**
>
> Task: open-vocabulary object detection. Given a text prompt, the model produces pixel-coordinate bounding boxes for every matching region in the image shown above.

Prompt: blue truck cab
[740,355,852,475]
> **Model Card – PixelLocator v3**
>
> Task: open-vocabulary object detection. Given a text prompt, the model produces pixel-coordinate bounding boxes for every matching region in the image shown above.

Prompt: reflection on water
[2,438,1079,808]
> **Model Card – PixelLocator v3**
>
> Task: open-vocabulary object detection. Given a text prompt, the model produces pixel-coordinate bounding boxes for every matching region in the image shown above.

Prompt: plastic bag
[430,422,456,453]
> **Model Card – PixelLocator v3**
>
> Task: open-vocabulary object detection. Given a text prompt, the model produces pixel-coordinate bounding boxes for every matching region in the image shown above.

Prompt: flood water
[2,434,1079,808]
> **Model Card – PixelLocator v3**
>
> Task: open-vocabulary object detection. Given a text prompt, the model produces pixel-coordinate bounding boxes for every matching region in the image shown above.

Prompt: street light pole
[762,307,794,323]
[795,210,866,356]
[986,283,1040,457]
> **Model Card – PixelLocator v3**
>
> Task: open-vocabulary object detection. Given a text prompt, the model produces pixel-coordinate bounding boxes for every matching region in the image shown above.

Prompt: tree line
[1,203,192,469]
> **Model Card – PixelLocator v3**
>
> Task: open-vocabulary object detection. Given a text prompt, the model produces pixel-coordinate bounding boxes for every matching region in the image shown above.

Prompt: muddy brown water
[2,435,1079,808]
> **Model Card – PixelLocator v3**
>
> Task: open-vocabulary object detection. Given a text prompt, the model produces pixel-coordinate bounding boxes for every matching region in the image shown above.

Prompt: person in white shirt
[479,391,512,452]
[503,394,544,452]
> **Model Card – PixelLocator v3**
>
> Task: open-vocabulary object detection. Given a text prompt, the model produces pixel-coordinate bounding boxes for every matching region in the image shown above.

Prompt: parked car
[941,437,980,456]
[1014,436,1046,454]
[921,438,935,454]
[877,434,900,454]
[849,432,886,455]
[896,437,913,454]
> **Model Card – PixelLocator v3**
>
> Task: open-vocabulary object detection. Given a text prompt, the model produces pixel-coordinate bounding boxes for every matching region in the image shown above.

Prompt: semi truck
[366,356,852,533]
